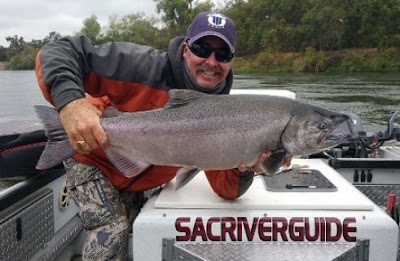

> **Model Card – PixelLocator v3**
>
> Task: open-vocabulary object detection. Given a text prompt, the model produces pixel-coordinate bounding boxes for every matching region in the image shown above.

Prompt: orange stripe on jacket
[83,72,170,112]
[35,51,54,105]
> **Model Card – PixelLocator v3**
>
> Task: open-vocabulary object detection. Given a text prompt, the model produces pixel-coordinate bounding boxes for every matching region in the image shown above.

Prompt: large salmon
[35,89,352,188]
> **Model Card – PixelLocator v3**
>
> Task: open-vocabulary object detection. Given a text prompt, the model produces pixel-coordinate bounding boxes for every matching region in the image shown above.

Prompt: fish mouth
[326,132,353,142]
[325,120,354,143]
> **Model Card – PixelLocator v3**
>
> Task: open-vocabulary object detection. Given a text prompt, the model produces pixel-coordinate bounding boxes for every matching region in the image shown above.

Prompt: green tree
[224,0,267,55]
[225,0,311,54]
[101,13,165,48]
[0,46,8,61]
[340,0,363,48]
[6,35,26,58]
[155,0,213,38]
[3,31,64,68]
[77,15,101,44]
[5,45,39,70]
[300,1,345,50]
[42,31,63,45]
[356,0,400,48]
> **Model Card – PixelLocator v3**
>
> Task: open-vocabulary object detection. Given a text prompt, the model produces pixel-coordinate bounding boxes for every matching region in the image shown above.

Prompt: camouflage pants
[64,159,145,261]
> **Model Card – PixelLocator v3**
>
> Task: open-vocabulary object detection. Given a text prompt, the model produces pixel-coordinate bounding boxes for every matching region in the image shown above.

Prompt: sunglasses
[188,40,234,63]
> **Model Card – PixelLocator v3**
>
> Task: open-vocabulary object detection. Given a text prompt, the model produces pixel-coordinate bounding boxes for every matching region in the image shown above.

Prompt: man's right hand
[59,98,108,154]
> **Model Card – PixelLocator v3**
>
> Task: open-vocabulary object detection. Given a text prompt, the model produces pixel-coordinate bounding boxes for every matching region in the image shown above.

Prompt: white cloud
[0,0,159,46]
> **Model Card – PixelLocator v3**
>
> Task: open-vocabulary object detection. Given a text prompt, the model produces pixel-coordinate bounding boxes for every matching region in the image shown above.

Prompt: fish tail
[34,105,75,170]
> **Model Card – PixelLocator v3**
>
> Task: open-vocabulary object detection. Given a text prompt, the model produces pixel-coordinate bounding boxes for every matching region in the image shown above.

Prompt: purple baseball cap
[186,11,236,53]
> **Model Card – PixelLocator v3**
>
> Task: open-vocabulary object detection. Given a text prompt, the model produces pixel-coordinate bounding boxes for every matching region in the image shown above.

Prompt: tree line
[1,0,399,70]
[228,0,400,55]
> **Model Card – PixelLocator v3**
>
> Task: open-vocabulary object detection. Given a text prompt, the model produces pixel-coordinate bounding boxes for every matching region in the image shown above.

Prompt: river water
[234,73,400,134]
[0,71,399,136]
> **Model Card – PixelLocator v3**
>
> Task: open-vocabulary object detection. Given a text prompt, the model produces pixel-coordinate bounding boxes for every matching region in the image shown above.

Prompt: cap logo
[207,13,226,28]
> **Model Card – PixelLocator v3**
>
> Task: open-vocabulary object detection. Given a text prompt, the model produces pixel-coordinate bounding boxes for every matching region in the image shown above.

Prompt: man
[36,11,290,260]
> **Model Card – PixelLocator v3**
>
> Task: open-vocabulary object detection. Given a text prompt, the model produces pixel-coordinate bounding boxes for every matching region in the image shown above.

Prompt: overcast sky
[0,0,160,47]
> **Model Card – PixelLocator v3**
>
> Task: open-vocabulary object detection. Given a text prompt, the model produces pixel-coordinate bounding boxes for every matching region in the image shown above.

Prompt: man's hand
[238,151,293,173]
[59,98,108,154]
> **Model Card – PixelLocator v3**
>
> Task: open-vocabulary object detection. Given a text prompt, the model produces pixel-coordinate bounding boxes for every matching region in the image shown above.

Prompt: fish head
[281,105,353,156]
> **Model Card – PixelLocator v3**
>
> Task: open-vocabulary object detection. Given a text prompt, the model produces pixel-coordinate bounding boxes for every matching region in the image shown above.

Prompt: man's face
[183,36,233,89]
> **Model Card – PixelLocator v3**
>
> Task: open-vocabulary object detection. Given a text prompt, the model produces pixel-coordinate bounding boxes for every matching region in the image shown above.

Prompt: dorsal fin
[102,107,124,118]
[165,89,208,109]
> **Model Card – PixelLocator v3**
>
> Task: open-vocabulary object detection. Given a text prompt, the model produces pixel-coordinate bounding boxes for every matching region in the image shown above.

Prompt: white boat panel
[154,159,375,211]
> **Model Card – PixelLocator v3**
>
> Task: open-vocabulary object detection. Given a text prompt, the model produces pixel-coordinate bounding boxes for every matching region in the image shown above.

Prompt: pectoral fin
[260,150,287,175]
[175,167,201,190]
[105,146,151,178]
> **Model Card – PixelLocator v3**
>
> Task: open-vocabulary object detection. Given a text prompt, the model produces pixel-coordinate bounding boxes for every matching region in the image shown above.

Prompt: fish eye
[319,122,327,129]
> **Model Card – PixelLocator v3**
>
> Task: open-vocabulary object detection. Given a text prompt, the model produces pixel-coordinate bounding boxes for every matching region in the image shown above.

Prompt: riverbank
[2,47,400,73]
[233,48,400,74]
[0,62,7,70]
